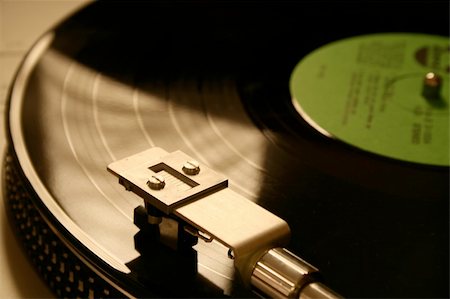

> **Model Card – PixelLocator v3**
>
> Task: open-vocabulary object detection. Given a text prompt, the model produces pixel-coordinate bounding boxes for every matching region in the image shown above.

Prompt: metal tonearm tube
[108,147,342,298]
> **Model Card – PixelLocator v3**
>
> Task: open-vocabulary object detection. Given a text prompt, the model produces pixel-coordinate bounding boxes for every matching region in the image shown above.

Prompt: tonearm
[108,147,342,298]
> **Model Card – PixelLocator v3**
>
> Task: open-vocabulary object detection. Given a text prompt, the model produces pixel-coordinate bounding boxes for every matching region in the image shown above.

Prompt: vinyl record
[4,1,449,298]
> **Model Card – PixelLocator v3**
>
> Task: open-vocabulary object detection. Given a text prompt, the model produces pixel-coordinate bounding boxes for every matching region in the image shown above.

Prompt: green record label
[290,33,449,166]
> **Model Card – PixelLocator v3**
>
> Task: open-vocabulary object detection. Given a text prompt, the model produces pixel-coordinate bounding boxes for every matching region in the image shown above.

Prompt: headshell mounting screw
[182,160,200,175]
[147,175,165,190]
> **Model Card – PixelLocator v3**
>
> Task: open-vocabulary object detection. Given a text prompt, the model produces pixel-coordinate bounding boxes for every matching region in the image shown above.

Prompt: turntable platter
[5,2,449,297]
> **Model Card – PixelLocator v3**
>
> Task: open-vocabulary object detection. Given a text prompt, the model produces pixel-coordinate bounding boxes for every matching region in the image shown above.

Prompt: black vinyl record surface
[4,1,449,298]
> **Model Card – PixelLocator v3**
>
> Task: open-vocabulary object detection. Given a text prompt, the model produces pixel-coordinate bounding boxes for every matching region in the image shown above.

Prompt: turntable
[3,1,449,298]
